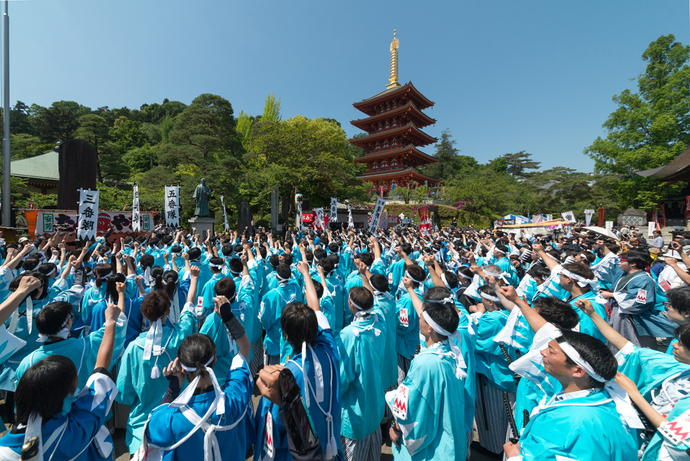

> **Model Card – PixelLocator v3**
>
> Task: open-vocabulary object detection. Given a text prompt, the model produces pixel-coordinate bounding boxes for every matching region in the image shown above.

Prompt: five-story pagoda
[349,30,440,196]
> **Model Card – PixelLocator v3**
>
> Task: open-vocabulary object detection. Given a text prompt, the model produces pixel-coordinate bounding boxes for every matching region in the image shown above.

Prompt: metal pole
[2,1,9,226]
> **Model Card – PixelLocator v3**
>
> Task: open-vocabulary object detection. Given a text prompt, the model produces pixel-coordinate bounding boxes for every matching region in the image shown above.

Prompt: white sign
[314,208,326,230]
[648,221,656,238]
[220,195,230,233]
[348,205,354,229]
[164,186,180,227]
[369,197,386,232]
[132,185,141,232]
[561,211,576,223]
[584,209,594,226]
[296,202,303,231]
[605,220,613,232]
[330,197,338,222]
[77,189,99,241]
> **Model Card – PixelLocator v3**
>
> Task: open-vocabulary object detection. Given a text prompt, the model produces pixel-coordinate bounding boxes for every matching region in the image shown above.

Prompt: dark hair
[155,270,179,300]
[349,286,373,311]
[405,264,426,287]
[675,323,690,351]
[139,254,155,269]
[456,266,473,284]
[178,333,216,381]
[222,244,234,257]
[282,253,293,266]
[370,273,389,293]
[188,247,202,261]
[314,248,327,261]
[214,277,237,301]
[276,264,292,281]
[328,242,340,253]
[668,287,690,316]
[9,272,49,301]
[423,287,460,338]
[557,330,617,388]
[622,249,651,270]
[104,273,126,304]
[209,256,225,273]
[400,243,413,255]
[281,302,318,350]
[561,262,595,281]
[16,355,77,425]
[36,301,73,336]
[532,297,579,330]
[328,253,340,267]
[21,256,41,272]
[36,263,58,278]
[441,271,459,290]
[269,254,280,269]
[318,257,334,275]
[228,258,243,275]
[94,264,114,289]
[304,250,314,263]
[170,245,183,254]
[311,278,324,299]
[528,265,551,283]
[151,266,165,280]
[358,253,374,267]
[141,291,171,321]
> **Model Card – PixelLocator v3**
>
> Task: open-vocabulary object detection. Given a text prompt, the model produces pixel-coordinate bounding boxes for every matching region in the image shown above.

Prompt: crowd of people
[0,218,687,460]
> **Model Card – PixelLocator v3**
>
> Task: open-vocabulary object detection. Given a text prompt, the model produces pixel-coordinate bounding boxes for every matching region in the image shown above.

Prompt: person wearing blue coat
[394,264,427,384]
[0,297,121,461]
[143,329,253,461]
[254,262,343,461]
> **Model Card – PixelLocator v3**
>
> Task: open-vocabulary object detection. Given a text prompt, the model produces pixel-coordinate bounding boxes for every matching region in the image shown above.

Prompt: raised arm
[576,298,629,351]
[498,285,547,332]
[0,276,40,324]
[186,265,201,303]
[532,242,558,271]
[422,254,444,287]
[403,277,424,317]
[95,302,121,370]
[297,261,320,312]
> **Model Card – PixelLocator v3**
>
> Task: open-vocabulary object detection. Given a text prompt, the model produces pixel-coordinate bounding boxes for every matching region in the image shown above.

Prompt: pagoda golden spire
[386,29,401,89]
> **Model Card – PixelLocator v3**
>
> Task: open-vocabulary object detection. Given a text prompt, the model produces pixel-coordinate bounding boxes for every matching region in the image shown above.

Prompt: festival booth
[23,209,155,242]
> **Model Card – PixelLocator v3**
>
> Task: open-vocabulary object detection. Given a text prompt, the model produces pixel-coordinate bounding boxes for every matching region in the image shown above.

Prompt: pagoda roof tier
[348,123,438,149]
[351,101,436,132]
[359,167,440,184]
[354,145,438,165]
[353,82,434,116]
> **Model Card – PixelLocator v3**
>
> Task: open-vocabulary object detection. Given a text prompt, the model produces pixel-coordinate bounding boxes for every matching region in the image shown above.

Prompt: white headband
[180,355,215,373]
[405,270,427,284]
[37,312,71,343]
[558,339,643,430]
[560,268,598,289]
[422,311,467,379]
[210,263,225,271]
[480,292,501,303]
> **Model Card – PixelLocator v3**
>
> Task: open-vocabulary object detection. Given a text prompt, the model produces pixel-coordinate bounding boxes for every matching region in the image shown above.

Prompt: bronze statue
[193,178,211,217]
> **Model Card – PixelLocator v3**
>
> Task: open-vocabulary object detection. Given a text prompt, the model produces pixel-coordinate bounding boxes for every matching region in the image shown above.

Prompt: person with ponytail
[254,260,343,461]
[152,268,191,325]
[80,263,117,328]
[116,265,201,455]
[141,327,253,461]
[0,299,121,461]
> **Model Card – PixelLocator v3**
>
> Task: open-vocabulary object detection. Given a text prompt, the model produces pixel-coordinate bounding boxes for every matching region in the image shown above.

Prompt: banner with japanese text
[34,210,153,236]
[369,197,386,232]
[164,185,180,228]
[132,185,141,232]
[77,189,99,241]
[220,195,230,232]
[330,198,338,222]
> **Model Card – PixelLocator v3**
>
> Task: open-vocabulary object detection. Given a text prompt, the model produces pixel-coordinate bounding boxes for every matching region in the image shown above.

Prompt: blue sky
[6,0,690,172]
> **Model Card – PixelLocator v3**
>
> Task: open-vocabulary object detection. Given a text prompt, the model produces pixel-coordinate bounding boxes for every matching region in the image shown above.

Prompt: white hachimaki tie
[422,310,467,379]
[559,341,643,429]
[143,319,165,378]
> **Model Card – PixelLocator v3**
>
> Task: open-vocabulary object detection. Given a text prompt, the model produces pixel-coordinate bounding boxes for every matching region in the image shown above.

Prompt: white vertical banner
[165,186,180,227]
[77,189,99,241]
[314,208,326,230]
[584,209,594,227]
[648,221,656,238]
[296,202,303,231]
[369,197,386,232]
[220,195,230,232]
[131,185,141,232]
[348,205,354,229]
[330,198,338,222]
[605,221,613,232]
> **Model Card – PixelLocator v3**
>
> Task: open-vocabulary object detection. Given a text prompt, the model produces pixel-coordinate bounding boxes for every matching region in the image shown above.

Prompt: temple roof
[353,82,434,116]
[348,122,438,149]
[351,101,436,132]
[359,167,440,183]
[637,142,690,182]
[354,144,438,165]
[11,150,59,182]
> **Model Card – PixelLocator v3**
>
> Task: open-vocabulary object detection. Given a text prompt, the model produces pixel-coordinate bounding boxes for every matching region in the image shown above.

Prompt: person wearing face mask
[0,299,120,461]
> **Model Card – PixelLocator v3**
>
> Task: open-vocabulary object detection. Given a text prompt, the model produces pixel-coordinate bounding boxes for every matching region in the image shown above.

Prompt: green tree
[236,110,254,151]
[419,129,477,181]
[585,34,690,210]
[76,114,110,182]
[10,134,50,160]
[32,101,83,143]
[503,151,541,179]
[262,94,281,122]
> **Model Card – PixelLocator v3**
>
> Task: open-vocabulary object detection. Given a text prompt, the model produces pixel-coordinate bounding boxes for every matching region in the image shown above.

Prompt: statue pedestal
[188,217,216,237]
